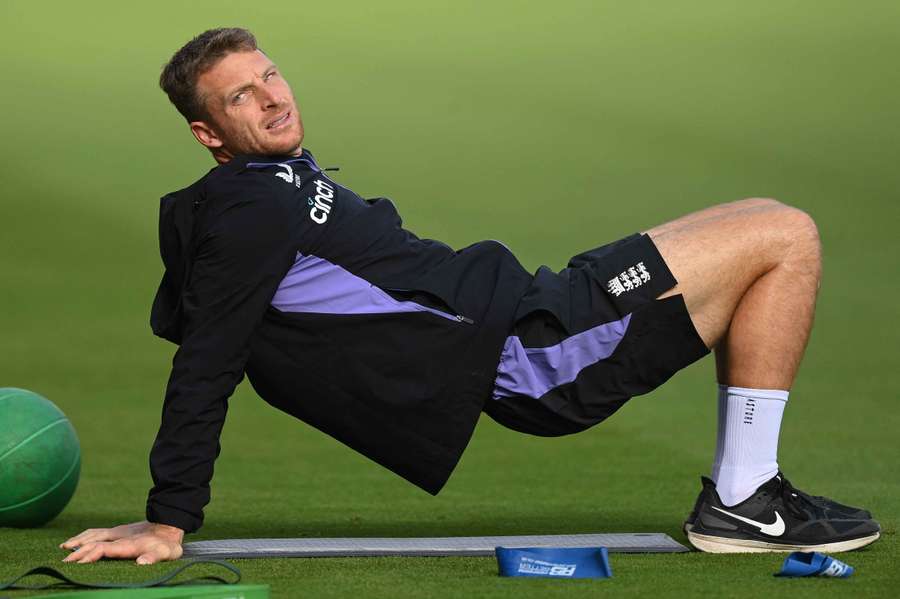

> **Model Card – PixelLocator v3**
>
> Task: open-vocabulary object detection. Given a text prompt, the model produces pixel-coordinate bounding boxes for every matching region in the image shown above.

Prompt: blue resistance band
[775,552,854,578]
[495,546,612,579]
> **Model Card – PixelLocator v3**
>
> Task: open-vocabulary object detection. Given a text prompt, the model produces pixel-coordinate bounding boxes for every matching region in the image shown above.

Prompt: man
[61,28,879,565]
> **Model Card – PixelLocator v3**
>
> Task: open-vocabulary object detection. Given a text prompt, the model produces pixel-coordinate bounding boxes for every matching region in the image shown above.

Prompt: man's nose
[259,85,283,109]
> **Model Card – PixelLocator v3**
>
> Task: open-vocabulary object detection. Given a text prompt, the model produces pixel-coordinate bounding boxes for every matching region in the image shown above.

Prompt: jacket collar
[228,147,322,174]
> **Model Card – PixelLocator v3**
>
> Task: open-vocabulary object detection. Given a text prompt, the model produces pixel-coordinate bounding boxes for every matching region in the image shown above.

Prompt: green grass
[1,0,898,596]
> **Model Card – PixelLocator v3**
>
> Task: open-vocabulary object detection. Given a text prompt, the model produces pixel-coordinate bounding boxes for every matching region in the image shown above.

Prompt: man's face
[193,49,304,159]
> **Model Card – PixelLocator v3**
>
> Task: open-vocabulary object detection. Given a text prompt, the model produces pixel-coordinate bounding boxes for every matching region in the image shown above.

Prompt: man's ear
[189,120,224,149]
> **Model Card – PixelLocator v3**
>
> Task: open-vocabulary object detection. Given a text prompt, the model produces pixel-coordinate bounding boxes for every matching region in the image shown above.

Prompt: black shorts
[483,233,709,436]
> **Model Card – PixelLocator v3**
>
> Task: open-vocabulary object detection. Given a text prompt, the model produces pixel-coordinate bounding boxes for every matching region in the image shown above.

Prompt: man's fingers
[60,523,145,550]
[62,537,182,565]
[103,539,155,559]
[62,542,95,562]
[60,529,97,549]
[61,528,116,549]
[76,545,108,564]
[66,541,135,564]
[136,539,182,565]
[63,542,104,564]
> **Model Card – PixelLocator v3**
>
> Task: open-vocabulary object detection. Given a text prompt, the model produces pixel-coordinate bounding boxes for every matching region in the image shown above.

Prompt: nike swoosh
[711,507,786,536]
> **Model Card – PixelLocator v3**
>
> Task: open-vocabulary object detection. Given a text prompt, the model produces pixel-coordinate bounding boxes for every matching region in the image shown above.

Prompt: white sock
[710,384,728,482]
[714,386,789,507]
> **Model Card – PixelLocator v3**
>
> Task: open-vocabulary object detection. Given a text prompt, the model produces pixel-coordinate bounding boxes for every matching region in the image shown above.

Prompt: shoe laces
[777,475,821,520]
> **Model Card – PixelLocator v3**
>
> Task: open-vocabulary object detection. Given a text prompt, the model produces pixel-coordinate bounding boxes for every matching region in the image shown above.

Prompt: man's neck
[212,145,303,164]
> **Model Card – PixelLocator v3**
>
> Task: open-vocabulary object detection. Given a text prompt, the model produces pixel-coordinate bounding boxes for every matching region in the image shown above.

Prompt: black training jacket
[147,150,533,532]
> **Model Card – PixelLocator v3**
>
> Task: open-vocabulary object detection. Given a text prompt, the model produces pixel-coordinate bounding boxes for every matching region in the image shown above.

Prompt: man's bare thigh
[644,198,815,347]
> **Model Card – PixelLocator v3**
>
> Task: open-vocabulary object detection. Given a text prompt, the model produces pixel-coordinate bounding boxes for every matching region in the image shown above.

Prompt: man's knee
[744,197,821,270]
[761,198,819,248]
[735,196,784,212]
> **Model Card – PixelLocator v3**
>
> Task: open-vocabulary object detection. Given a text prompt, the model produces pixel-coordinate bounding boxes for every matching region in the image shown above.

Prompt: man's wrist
[146,501,202,534]
[148,522,185,543]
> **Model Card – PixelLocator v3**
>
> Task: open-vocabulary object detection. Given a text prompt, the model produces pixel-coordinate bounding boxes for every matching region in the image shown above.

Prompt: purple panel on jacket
[271,253,458,322]
[492,314,632,400]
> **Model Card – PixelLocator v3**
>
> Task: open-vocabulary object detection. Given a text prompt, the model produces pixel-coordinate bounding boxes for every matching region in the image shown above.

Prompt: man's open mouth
[266,111,291,129]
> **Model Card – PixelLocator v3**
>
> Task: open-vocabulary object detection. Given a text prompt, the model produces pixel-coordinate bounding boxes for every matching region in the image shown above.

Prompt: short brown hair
[160,28,258,122]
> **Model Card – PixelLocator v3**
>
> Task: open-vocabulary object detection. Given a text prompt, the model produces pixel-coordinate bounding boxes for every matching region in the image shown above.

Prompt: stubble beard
[251,112,303,156]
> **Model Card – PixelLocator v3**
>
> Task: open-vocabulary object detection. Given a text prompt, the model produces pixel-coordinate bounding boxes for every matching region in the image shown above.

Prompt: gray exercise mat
[182,533,687,558]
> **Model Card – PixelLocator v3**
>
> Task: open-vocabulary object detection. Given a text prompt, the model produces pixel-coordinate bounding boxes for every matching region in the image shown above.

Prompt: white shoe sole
[687,531,880,554]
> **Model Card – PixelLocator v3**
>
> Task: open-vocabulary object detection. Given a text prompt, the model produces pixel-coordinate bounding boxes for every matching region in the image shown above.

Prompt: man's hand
[60,521,184,565]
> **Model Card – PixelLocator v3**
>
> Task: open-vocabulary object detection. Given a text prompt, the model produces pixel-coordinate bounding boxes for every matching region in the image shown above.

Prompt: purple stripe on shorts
[492,314,632,400]
[271,253,459,321]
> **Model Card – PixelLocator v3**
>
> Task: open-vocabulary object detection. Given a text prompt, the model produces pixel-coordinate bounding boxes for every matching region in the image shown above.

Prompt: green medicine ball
[0,387,81,527]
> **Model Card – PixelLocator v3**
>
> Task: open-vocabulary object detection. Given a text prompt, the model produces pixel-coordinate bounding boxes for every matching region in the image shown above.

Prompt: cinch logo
[308,179,335,224]
[607,261,651,297]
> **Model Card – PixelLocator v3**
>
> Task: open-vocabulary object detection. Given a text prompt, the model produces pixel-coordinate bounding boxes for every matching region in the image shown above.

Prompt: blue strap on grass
[495,546,612,579]
[0,558,240,591]
[775,551,854,578]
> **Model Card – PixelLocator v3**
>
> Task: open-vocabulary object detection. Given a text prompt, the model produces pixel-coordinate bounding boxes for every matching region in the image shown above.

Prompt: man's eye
[265,70,278,81]
[232,92,248,104]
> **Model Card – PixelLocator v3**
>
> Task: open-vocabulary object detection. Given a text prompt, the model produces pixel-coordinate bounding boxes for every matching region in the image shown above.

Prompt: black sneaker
[687,473,880,553]
[683,474,873,534]
[682,477,716,534]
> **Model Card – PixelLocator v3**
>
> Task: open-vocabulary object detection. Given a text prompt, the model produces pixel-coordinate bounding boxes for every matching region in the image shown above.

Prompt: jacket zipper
[382,287,474,325]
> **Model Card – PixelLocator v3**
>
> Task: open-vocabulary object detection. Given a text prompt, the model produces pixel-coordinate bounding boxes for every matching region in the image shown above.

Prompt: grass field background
[1,1,898,596]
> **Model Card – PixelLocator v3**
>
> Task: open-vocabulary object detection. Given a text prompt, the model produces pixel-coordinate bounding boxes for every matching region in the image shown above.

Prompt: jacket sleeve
[146,182,297,533]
